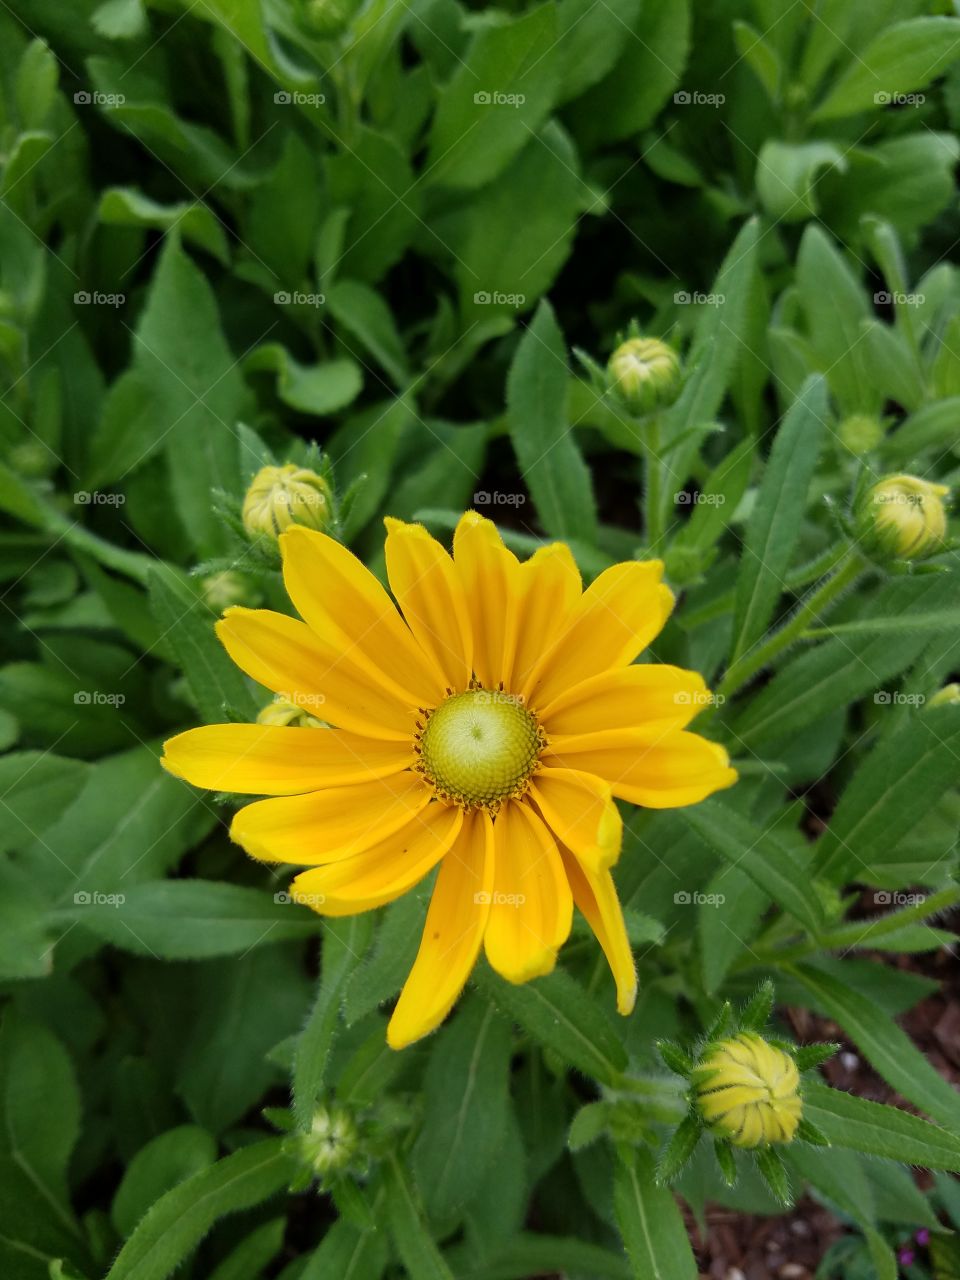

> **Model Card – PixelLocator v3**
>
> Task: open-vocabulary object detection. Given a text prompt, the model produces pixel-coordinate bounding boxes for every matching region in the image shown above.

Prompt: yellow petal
[528,767,622,873]
[387,809,494,1049]
[522,561,674,707]
[543,729,737,808]
[162,723,412,794]
[230,772,430,864]
[508,542,582,692]
[217,607,415,741]
[289,802,463,916]
[383,518,472,692]
[280,525,444,706]
[539,664,710,735]
[483,801,572,984]
[452,512,520,688]
[559,847,636,1015]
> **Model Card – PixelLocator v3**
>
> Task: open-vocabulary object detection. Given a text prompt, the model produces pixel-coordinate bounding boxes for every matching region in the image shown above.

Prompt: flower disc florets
[415,686,544,812]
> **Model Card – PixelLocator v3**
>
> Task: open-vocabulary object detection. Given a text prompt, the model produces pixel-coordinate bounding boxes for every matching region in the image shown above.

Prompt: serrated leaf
[802,1081,960,1170]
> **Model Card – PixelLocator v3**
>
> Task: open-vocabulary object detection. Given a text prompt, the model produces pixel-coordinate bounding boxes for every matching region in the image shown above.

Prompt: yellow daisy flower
[162,513,736,1049]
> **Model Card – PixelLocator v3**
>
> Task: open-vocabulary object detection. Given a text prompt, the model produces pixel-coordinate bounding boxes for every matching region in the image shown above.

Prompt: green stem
[718,551,867,700]
[642,415,667,550]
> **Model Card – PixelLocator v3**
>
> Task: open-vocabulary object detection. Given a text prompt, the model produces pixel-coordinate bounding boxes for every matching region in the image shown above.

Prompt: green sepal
[756,1146,792,1206]
[702,1001,734,1046]
[657,1039,695,1077]
[262,1106,296,1132]
[714,1139,737,1187]
[656,1113,702,1185]
[794,1042,840,1072]
[795,1116,831,1147]
[739,980,775,1032]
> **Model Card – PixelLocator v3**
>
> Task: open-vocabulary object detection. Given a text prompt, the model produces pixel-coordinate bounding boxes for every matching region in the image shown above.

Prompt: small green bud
[257,694,326,729]
[300,0,360,36]
[855,473,950,563]
[693,1033,802,1148]
[927,683,960,709]
[8,440,56,479]
[838,413,884,455]
[201,570,261,612]
[242,464,332,542]
[607,337,681,416]
[301,1105,358,1176]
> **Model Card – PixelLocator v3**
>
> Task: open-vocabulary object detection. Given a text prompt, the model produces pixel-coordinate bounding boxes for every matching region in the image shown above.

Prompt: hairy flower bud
[607,337,681,416]
[301,1105,358,1175]
[856,474,950,563]
[242,464,332,541]
[838,413,884,455]
[201,571,260,612]
[693,1033,802,1148]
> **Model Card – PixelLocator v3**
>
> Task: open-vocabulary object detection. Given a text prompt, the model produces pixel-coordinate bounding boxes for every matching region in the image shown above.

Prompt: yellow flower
[856,473,950,562]
[693,1033,802,1148]
[242,464,332,540]
[607,337,681,415]
[162,514,736,1048]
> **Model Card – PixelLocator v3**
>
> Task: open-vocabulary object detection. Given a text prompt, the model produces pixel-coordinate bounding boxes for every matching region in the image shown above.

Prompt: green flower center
[416,688,543,811]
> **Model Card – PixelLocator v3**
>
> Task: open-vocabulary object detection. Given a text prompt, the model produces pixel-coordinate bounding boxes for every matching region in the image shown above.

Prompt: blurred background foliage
[1,0,960,1277]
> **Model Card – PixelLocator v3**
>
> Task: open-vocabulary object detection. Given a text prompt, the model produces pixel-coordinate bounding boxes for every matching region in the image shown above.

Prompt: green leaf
[795,225,873,413]
[656,1113,701,1183]
[327,281,409,387]
[812,17,960,120]
[613,1145,697,1280]
[756,140,846,222]
[104,1139,295,1280]
[300,1216,388,1280]
[245,344,363,416]
[788,963,960,1130]
[679,799,823,935]
[413,998,512,1220]
[88,238,246,554]
[556,0,642,103]
[427,4,559,191]
[383,1154,455,1280]
[813,704,960,883]
[148,562,259,723]
[506,299,597,543]
[0,751,88,854]
[475,966,627,1086]
[207,1217,285,1280]
[729,374,828,663]
[70,880,321,959]
[111,1126,218,1238]
[293,915,375,1128]
[802,1082,960,1171]
[98,187,229,264]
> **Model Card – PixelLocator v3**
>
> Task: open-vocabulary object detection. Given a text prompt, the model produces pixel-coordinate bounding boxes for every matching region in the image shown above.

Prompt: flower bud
[693,1032,802,1148]
[257,694,325,729]
[607,337,681,416]
[301,0,359,36]
[301,1105,357,1175]
[838,413,884,456]
[242,464,332,542]
[927,683,960,709]
[201,571,260,612]
[856,474,950,563]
